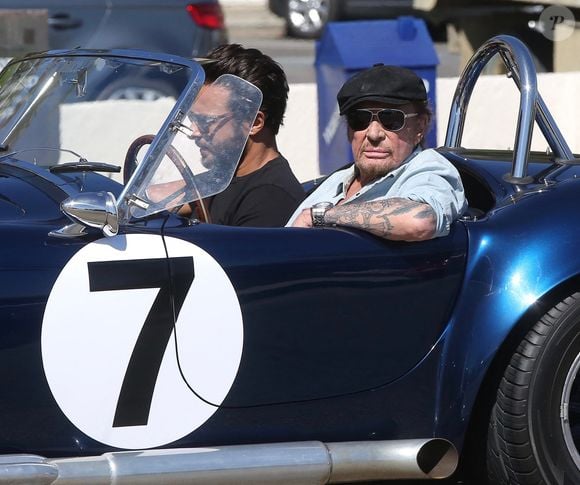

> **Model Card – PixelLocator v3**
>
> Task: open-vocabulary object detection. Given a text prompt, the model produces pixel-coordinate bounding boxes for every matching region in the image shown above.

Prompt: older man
[288,64,467,241]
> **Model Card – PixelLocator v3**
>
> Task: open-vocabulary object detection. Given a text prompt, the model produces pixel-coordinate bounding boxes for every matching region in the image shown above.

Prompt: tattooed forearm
[415,206,436,219]
[324,198,437,241]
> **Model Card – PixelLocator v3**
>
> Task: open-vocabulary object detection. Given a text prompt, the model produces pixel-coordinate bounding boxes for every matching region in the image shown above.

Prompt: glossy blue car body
[0,37,578,484]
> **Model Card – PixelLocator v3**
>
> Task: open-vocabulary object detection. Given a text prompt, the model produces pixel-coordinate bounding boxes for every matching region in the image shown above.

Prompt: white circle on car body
[41,234,243,449]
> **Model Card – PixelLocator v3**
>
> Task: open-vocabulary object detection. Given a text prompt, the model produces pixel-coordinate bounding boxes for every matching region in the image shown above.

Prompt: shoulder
[261,156,296,177]
[254,156,305,196]
[409,148,450,164]
[404,148,461,176]
[254,156,295,180]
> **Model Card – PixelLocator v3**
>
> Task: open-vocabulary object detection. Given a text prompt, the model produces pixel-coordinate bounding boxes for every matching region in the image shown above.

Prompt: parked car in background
[0,0,227,98]
[267,0,545,40]
[268,0,563,72]
[268,0,580,72]
[268,0,423,38]
[3,0,227,57]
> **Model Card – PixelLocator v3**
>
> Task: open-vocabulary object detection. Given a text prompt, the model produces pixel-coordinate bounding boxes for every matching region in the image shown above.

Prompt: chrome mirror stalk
[49,223,89,239]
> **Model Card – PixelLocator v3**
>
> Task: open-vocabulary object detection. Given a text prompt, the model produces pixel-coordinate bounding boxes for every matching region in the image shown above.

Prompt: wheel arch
[456,273,580,479]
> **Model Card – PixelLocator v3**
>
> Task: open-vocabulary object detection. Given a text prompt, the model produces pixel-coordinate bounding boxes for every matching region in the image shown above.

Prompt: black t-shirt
[208,156,305,227]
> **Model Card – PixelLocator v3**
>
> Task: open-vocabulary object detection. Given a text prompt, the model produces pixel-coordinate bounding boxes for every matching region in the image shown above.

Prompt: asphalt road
[222,2,462,84]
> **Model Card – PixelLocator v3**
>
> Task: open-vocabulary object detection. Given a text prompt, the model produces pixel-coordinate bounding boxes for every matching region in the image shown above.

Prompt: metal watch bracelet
[310,202,334,227]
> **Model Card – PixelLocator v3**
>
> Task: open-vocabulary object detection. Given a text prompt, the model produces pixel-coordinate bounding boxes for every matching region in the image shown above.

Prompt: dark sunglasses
[187,112,233,134]
[346,108,418,132]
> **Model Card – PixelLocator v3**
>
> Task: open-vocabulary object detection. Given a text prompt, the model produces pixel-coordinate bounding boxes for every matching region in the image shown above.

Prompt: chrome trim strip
[0,439,458,484]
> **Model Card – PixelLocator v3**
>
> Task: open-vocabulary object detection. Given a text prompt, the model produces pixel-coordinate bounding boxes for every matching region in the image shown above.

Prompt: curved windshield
[118,74,263,222]
[0,52,199,174]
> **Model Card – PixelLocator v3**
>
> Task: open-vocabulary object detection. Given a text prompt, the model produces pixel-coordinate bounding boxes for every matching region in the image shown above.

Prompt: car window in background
[10,0,107,51]
[0,53,199,174]
[0,1,226,99]
[0,0,227,57]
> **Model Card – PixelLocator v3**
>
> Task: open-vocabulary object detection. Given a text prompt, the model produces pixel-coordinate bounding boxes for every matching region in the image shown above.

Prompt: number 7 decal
[88,257,194,427]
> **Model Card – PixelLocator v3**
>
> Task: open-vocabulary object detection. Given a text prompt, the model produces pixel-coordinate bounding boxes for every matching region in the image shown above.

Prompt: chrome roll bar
[444,35,574,184]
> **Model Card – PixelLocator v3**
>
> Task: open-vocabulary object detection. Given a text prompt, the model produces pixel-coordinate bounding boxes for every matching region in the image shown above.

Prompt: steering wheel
[124,134,211,222]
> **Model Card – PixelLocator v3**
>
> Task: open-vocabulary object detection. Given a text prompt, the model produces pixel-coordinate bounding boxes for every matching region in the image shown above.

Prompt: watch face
[313,202,334,210]
[311,202,333,226]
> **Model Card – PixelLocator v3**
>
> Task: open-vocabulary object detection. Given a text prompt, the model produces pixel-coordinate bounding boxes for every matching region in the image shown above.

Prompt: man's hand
[291,208,313,228]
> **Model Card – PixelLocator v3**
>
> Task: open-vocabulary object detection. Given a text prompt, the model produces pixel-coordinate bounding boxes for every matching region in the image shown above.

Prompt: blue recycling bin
[315,17,439,175]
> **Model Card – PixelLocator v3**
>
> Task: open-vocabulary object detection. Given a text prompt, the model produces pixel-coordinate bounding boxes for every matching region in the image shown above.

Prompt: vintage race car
[0,36,577,485]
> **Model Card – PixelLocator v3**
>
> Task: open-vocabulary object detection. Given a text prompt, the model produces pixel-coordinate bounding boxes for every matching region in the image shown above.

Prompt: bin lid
[315,17,439,70]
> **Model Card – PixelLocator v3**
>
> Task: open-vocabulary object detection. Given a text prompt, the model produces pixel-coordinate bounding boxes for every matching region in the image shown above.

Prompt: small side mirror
[54,191,119,238]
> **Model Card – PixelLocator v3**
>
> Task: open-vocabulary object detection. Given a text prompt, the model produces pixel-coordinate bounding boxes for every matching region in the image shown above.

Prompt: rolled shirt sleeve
[390,151,467,237]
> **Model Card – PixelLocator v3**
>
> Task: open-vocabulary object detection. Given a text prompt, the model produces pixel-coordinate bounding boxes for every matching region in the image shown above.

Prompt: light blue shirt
[287,148,467,237]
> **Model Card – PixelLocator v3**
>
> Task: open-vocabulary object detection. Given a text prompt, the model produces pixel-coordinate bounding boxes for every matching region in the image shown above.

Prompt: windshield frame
[0,48,207,225]
[0,49,264,228]
[118,75,263,225]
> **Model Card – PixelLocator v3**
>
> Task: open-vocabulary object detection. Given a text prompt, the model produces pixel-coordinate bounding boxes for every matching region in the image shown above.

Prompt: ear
[249,110,266,136]
[415,114,429,143]
[417,113,428,132]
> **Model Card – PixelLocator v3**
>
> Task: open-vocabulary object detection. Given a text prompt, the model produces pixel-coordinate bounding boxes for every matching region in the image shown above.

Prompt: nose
[366,119,385,141]
[188,120,202,138]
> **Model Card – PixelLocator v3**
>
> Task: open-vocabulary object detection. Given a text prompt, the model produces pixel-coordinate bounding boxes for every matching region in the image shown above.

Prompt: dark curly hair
[203,44,289,135]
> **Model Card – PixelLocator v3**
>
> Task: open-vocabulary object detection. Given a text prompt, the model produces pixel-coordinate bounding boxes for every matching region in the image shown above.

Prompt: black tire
[285,0,340,39]
[486,293,580,484]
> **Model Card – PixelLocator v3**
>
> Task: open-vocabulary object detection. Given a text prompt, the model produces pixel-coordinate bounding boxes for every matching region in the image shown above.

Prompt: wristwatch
[310,202,334,227]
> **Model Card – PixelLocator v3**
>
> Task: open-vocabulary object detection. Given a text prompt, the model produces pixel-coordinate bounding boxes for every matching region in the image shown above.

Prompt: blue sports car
[0,36,577,485]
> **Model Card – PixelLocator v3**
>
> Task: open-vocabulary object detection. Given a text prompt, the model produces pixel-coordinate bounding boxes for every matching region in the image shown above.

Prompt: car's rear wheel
[486,293,580,484]
[285,0,340,39]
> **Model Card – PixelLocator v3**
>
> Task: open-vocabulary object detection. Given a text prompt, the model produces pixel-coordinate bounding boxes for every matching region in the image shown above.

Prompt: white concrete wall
[277,83,319,182]
[436,72,580,155]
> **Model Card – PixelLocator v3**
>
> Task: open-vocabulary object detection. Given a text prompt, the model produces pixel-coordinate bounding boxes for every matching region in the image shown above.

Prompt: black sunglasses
[187,112,233,134]
[346,108,418,132]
